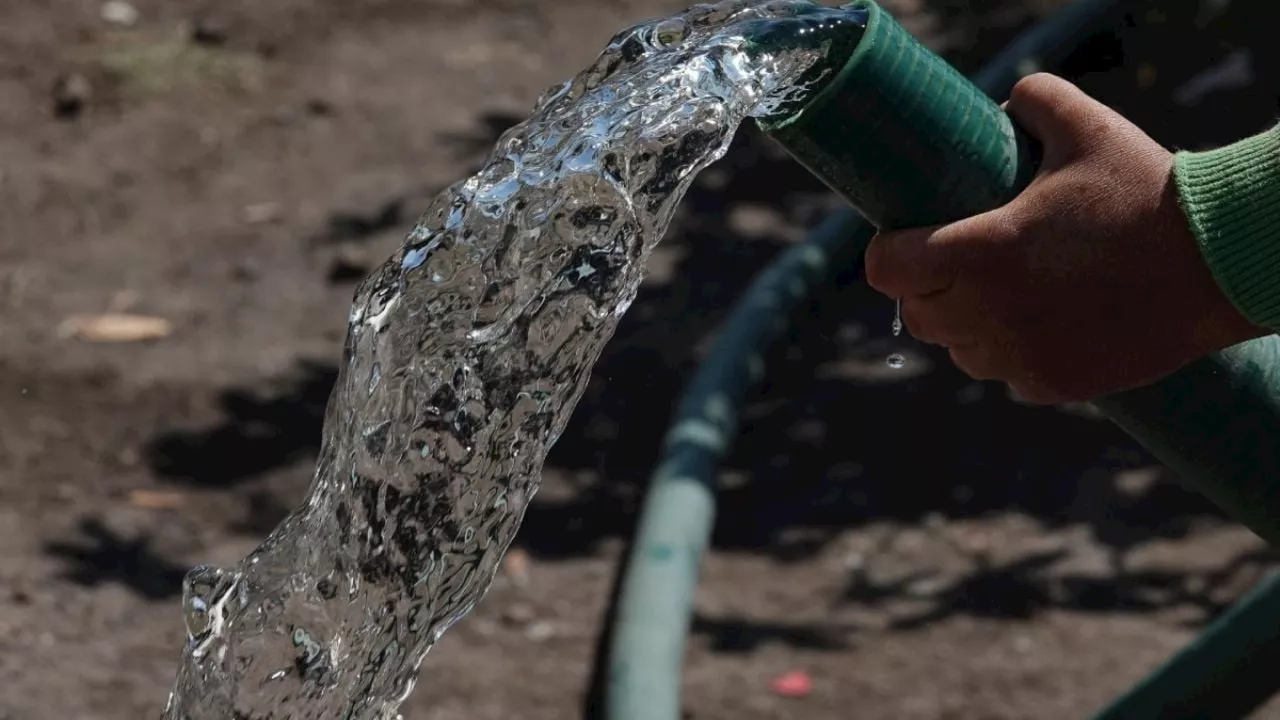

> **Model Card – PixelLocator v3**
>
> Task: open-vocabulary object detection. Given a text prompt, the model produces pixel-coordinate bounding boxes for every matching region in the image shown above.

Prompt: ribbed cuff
[1175,125,1280,329]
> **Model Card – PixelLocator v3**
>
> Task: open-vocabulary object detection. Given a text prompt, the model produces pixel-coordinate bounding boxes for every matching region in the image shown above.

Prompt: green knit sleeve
[1174,125,1280,329]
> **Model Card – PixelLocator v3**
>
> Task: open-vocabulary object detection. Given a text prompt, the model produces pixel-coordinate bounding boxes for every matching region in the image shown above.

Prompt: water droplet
[886,353,906,370]
[891,297,903,337]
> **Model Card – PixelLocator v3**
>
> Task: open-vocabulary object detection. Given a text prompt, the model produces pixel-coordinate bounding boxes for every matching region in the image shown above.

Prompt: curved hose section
[602,1,1128,718]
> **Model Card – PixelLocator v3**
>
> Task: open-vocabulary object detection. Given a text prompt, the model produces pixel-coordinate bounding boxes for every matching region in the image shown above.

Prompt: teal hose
[759,5,1280,719]
[602,1,1127,717]
[1091,569,1280,720]
[604,211,864,720]
[762,0,1280,548]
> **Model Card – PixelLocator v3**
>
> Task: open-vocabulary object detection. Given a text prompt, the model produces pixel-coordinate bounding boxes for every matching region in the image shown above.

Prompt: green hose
[1091,569,1280,720]
[764,2,1280,716]
[602,1,1127,717]
[604,0,1280,717]
[761,1,1280,546]
[757,0,1040,228]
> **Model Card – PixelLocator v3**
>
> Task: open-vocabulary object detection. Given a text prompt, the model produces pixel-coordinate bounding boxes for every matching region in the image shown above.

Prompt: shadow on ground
[45,519,191,601]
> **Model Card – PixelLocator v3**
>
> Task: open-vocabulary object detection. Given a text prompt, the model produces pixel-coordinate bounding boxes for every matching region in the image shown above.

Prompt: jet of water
[162,3,865,718]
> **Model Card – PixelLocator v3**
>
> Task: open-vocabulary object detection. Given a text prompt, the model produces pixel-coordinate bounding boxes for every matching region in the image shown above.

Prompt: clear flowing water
[162,3,864,718]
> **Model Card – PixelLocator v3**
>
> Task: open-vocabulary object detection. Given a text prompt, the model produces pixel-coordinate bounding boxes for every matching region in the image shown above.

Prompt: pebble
[101,0,139,26]
[243,202,282,225]
[502,547,531,587]
[51,73,92,120]
[524,621,555,642]
[501,603,535,626]
[192,16,229,46]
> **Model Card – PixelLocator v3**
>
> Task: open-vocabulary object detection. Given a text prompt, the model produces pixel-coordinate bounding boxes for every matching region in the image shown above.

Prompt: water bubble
[181,565,240,656]
[652,18,690,47]
[886,353,906,370]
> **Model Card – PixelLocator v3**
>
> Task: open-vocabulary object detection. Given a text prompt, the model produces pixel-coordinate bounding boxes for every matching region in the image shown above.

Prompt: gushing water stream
[162,3,865,718]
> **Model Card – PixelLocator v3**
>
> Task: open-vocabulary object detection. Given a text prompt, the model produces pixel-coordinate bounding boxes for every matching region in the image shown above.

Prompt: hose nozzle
[753,0,1040,229]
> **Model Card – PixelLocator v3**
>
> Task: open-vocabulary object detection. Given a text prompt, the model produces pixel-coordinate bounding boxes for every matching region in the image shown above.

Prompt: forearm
[1175,124,1280,330]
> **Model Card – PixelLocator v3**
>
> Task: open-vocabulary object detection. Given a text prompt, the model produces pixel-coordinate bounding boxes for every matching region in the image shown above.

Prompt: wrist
[1175,125,1280,333]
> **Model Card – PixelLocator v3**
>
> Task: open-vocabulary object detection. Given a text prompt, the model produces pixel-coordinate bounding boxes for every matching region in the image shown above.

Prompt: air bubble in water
[181,565,240,657]
[652,18,690,47]
[886,353,906,370]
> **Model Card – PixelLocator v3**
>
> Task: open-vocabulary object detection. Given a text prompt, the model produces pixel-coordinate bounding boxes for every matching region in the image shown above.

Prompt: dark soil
[3,0,1280,718]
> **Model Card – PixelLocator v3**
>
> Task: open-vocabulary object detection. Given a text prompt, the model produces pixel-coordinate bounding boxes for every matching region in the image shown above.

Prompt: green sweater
[1175,125,1280,329]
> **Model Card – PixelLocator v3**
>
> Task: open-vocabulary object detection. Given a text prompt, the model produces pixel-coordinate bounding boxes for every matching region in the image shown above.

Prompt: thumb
[1004,73,1100,167]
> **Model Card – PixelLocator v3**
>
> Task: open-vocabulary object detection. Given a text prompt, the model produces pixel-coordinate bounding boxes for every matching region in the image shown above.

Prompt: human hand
[864,73,1266,404]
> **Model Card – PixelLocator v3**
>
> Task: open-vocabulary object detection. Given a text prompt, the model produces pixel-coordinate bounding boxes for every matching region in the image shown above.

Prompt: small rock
[191,16,229,46]
[243,201,282,225]
[524,621,555,642]
[906,576,946,598]
[51,73,92,120]
[305,98,335,116]
[101,0,139,26]
[118,446,140,466]
[769,670,813,698]
[502,547,531,587]
[501,603,535,626]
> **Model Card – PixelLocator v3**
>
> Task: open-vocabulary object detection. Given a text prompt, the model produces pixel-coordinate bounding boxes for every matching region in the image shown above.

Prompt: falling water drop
[887,298,905,369]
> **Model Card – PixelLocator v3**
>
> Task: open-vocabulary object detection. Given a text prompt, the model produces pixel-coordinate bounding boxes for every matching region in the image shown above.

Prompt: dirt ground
[3,0,1280,718]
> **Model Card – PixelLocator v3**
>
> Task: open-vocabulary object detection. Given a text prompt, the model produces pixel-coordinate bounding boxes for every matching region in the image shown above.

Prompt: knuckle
[982,211,1022,246]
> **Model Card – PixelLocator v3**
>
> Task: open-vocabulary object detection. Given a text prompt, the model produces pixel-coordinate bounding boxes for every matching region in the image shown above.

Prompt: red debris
[769,670,813,698]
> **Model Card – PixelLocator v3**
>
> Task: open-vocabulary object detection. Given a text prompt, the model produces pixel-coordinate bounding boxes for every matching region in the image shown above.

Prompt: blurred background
[2,0,1280,718]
